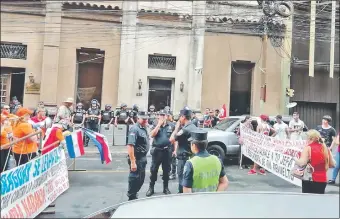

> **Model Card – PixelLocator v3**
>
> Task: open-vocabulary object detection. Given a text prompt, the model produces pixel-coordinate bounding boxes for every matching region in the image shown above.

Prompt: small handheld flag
[65,130,85,158]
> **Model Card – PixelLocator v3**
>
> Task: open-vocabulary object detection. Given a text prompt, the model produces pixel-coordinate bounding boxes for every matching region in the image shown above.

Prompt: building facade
[1,1,288,115]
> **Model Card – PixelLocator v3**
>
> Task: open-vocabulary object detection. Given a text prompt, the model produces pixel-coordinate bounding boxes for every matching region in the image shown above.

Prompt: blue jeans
[332,151,340,181]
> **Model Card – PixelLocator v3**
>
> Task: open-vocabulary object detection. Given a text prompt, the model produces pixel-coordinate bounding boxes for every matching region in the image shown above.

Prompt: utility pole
[260,18,268,112]
[329,0,336,78]
[309,1,316,77]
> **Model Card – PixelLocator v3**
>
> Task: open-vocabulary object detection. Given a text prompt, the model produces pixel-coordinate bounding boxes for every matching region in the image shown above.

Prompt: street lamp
[138,79,142,90]
[180,82,184,92]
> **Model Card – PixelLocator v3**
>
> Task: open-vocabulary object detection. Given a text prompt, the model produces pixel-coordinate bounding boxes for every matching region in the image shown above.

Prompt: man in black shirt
[316,115,336,148]
[146,110,172,197]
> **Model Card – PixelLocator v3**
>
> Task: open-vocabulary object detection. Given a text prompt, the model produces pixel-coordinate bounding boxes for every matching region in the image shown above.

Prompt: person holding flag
[41,120,69,155]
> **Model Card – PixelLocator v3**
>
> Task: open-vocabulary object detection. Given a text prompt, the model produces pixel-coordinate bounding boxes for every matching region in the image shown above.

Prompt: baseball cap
[180,106,192,117]
[137,111,149,119]
[16,108,33,117]
[260,114,269,121]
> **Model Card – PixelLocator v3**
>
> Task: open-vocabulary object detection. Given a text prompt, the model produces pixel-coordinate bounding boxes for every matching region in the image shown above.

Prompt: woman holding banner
[294,130,335,194]
[329,134,339,185]
[12,108,38,166]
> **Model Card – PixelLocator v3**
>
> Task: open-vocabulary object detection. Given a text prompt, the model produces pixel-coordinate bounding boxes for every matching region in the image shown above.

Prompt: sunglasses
[4,108,9,110]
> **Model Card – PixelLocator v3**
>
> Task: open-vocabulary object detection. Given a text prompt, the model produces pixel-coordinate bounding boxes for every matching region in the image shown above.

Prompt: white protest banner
[77,87,96,102]
[0,147,69,218]
[240,124,307,187]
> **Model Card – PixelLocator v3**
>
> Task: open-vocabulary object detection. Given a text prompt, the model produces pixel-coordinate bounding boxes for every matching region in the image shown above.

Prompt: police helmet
[149,105,155,110]
[121,103,127,108]
[76,103,83,109]
[105,104,112,110]
[132,104,139,111]
[180,106,192,118]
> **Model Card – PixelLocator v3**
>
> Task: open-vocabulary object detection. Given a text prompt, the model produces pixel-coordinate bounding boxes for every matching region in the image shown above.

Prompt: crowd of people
[1,98,339,197]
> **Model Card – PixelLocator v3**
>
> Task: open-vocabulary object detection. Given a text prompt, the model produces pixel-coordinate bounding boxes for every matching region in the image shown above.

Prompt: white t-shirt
[274,122,288,139]
[289,119,305,140]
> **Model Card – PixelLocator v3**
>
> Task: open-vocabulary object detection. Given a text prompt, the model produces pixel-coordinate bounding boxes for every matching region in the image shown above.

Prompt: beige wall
[57,18,121,108]
[1,12,121,109]
[202,33,283,116]
[1,13,45,108]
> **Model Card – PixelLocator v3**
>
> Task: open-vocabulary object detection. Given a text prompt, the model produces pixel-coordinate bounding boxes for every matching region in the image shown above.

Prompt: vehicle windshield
[213,118,239,131]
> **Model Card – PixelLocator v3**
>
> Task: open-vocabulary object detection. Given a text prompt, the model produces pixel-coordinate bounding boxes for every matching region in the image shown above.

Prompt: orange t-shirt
[12,122,38,154]
[1,129,9,147]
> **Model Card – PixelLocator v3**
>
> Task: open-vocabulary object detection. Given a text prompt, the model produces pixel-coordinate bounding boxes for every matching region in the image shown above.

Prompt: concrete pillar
[39,2,62,104]
[280,16,293,115]
[186,1,206,110]
[117,0,138,106]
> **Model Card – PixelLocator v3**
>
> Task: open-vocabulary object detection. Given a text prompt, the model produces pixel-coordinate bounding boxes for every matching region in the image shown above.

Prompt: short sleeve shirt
[127,124,149,155]
[12,122,38,154]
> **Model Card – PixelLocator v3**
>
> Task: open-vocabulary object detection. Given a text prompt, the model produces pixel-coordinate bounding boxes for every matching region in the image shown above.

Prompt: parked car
[85,192,339,218]
[205,115,308,161]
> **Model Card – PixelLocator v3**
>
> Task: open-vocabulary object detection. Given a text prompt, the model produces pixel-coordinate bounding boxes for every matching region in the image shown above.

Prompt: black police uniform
[192,117,199,127]
[127,111,150,201]
[101,108,114,125]
[146,110,172,197]
[73,107,86,124]
[129,105,139,124]
[85,106,101,146]
[148,111,157,126]
[115,107,129,124]
[182,129,226,191]
[167,112,177,178]
[175,108,197,193]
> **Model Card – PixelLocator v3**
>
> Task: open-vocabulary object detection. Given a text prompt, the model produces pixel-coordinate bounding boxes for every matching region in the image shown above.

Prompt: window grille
[148,54,176,70]
[1,43,27,60]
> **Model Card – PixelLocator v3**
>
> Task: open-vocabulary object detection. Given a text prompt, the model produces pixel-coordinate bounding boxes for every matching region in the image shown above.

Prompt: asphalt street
[37,150,340,218]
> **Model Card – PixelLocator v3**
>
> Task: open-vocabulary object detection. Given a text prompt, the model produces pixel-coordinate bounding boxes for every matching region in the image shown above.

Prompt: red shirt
[30,116,46,123]
[309,142,329,183]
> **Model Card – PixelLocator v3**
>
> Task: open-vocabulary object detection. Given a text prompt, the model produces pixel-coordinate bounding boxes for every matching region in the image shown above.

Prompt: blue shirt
[151,122,174,148]
[182,150,226,188]
[127,123,149,155]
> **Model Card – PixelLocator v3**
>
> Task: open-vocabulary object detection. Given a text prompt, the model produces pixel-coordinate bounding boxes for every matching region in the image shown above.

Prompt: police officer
[182,129,229,193]
[101,104,114,127]
[146,110,172,197]
[114,103,129,126]
[128,104,139,125]
[85,99,101,147]
[71,103,86,128]
[127,111,150,201]
[191,110,200,127]
[167,111,177,180]
[169,107,197,193]
[148,105,157,126]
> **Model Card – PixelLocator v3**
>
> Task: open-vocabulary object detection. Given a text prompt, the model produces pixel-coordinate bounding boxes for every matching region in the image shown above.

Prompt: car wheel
[207,145,226,161]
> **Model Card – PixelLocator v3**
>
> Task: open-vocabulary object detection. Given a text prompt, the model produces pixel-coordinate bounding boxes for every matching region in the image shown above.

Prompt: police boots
[163,182,171,195]
[146,185,154,197]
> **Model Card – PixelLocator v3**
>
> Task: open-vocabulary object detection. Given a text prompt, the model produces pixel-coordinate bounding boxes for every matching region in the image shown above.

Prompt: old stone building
[1,1,289,115]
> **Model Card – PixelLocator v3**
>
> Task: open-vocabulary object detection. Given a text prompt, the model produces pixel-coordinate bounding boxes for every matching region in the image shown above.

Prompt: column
[39,2,62,103]
[280,16,293,115]
[117,0,138,106]
[186,1,206,110]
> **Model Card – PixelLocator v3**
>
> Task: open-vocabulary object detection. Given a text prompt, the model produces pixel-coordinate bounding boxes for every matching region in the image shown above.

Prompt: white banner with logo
[0,147,69,218]
[240,124,306,187]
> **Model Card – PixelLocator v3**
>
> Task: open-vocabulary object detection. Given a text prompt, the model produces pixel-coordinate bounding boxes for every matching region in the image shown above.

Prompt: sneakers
[259,168,266,175]
[248,169,257,175]
[328,180,336,185]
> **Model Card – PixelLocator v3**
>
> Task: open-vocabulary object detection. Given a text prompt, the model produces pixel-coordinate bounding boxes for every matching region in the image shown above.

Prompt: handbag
[291,162,314,181]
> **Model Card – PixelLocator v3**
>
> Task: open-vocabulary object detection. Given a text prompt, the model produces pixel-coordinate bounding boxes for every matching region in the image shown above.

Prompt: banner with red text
[240,124,306,187]
[0,147,69,218]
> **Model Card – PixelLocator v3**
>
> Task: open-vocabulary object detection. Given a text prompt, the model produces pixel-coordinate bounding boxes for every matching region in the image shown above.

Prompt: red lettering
[6,204,24,218]
[21,188,46,217]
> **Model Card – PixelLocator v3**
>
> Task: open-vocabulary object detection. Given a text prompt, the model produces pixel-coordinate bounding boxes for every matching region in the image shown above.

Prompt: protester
[272,115,289,139]
[42,120,68,155]
[30,107,48,137]
[33,101,49,117]
[238,115,253,169]
[0,115,12,173]
[316,115,336,148]
[248,114,275,175]
[294,129,335,194]
[328,134,339,185]
[12,108,38,166]
[55,97,74,129]
[289,112,305,140]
